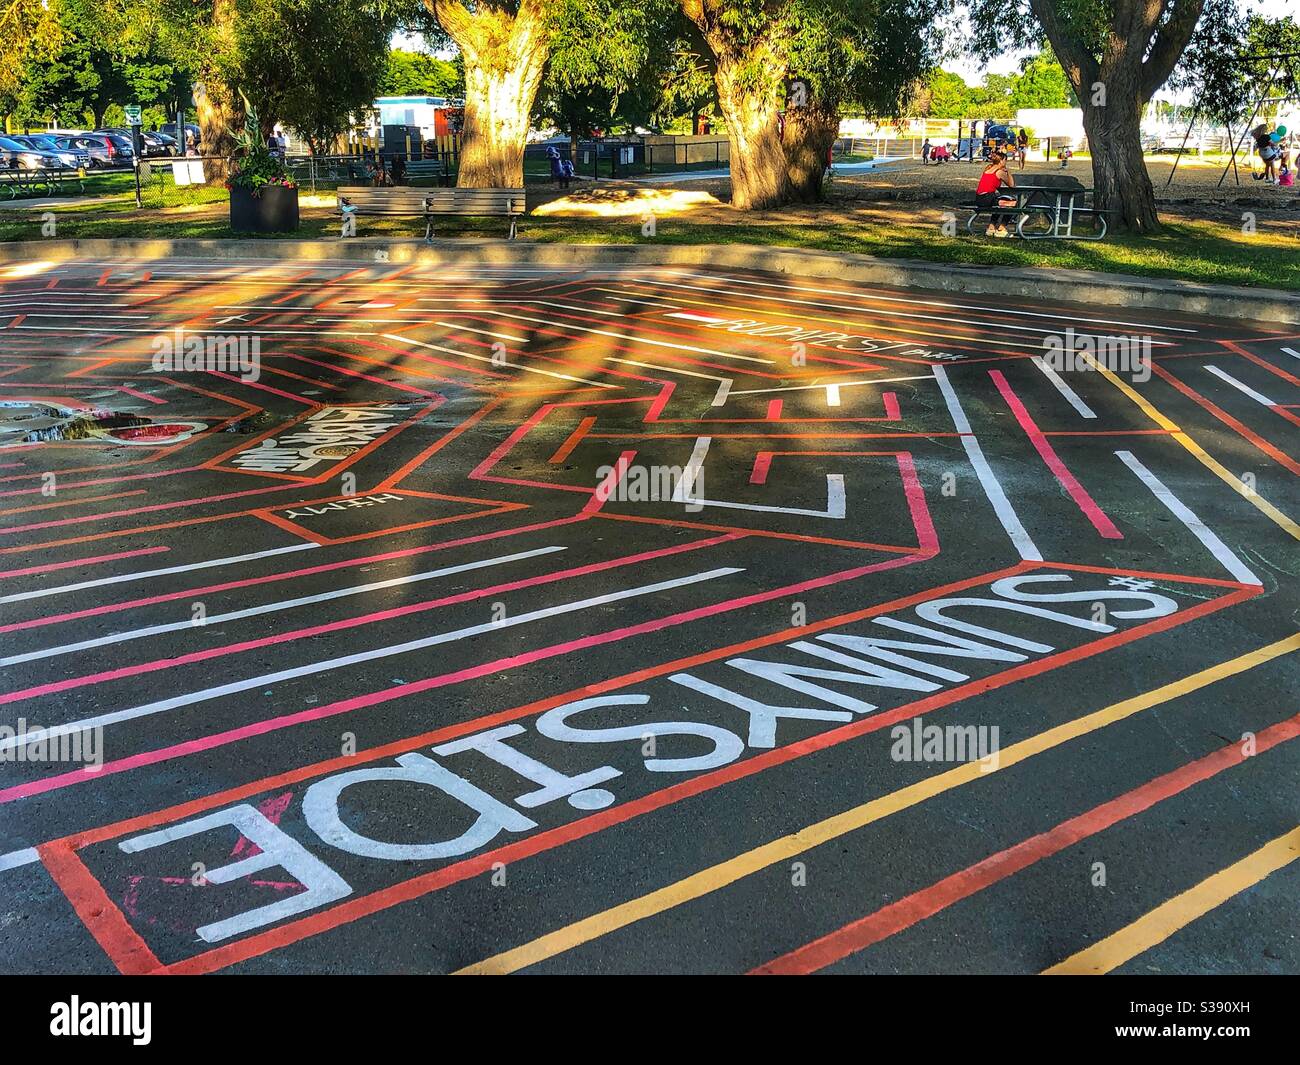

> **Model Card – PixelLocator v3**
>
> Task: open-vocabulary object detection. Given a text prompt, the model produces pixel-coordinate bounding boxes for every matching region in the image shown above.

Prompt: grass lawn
[2,179,1296,293]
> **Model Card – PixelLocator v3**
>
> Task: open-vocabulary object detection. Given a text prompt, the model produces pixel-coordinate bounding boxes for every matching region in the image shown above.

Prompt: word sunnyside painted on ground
[665,311,962,360]
[85,572,1207,959]
[230,406,409,474]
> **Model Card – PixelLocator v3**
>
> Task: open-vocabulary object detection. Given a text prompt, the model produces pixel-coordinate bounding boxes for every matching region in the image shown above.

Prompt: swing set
[1164,50,1300,187]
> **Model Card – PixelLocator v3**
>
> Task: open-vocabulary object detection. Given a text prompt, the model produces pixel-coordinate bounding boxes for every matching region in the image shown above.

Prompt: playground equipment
[1164,50,1300,187]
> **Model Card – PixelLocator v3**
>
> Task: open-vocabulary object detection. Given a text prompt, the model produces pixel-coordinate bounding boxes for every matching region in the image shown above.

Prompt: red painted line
[882,392,900,420]
[38,842,162,976]
[145,580,1252,977]
[750,452,773,484]
[989,369,1123,540]
[0,545,167,579]
[767,399,783,420]
[751,712,1300,975]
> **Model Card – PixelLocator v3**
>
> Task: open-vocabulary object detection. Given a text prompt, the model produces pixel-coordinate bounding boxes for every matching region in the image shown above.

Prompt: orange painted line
[752,712,1300,975]
[376,399,499,490]
[1220,339,1300,388]
[0,489,145,518]
[38,842,161,976]
[548,416,597,464]
[1148,362,1300,476]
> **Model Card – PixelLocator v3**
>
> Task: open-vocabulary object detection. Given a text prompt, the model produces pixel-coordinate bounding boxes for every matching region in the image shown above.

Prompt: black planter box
[229,184,300,233]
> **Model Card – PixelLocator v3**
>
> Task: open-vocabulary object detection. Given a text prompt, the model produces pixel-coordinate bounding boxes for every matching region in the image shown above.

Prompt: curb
[3,237,1298,324]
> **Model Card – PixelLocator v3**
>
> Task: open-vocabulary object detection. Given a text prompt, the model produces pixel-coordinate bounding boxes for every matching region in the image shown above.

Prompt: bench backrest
[338,186,525,216]
[405,160,444,173]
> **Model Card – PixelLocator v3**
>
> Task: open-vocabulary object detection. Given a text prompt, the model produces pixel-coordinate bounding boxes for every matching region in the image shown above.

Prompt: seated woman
[974,150,1016,237]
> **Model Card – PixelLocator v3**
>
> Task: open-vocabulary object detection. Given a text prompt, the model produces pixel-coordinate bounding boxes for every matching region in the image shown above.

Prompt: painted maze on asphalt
[0,258,1296,974]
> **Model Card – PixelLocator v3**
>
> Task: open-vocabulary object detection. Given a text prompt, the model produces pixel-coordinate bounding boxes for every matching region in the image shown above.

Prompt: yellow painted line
[1044,825,1300,975]
[1083,353,1300,540]
[455,633,1300,974]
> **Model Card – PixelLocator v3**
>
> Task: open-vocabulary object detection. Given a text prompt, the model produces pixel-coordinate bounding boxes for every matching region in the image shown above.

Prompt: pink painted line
[766,399,783,420]
[0,481,300,535]
[115,386,166,406]
[0,551,924,804]
[0,512,593,635]
[0,527,734,707]
[895,451,938,554]
[644,382,675,422]
[207,371,317,406]
[883,392,900,420]
[750,453,774,485]
[0,545,168,580]
[989,369,1123,540]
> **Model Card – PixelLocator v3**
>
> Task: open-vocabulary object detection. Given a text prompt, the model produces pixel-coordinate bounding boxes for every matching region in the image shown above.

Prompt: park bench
[400,159,451,186]
[336,186,526,240]
[954,174,1108,240]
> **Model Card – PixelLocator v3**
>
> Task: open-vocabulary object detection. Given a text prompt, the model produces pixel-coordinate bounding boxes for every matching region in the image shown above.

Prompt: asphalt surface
[0,256,1296,975]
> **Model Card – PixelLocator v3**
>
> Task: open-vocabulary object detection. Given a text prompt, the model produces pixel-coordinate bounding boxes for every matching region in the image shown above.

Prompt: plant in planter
[227,104,300,233]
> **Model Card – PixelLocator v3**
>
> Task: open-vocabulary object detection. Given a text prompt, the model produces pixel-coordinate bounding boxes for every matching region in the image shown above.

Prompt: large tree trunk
[431,0,548,188]
[1081,92,1159,232]
[193,78,242,182]
[712,53,790,210]
[1027,0,1206,233]
[193,0,243,182]
[783,104,838,204]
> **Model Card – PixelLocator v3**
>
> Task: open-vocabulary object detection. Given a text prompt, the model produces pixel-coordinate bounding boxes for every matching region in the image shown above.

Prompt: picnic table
[956,174,1108,240]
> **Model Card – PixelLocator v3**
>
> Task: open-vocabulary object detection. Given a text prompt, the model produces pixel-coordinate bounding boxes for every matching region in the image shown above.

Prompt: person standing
[921,138,932,165]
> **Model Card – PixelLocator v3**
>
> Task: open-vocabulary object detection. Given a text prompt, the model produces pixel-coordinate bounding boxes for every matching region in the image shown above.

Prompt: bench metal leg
[508,216,517,241]
[424,217,433,243]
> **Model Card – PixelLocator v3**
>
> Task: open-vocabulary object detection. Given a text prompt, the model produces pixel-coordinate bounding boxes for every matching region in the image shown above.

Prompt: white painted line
[384,334,619,389]
[826,384,842,407]
[0,848,39,873]
[429,308,774,365]
[665,311,731,325]
[933,365,1042,561]
[678,475,847,519]
[0,543,319,604]
[1115,450,1260,586]
[1282,347,1300,361]
[0,546,566,666]
[2,566,744,752]
[1204,365,1277,407]
[1031,355,1097,418]
[604,357,727,383]
[712,379,733,407]
[676,437,711,501]
[732,374,931,396]
[655,271,1199,334]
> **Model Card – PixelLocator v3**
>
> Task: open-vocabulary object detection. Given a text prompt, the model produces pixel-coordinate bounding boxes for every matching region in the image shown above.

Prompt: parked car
[0,135,67,170]
[12,134,90,170]
[95,127,178,158]
[64,132,134,168]
[160,122,201,152]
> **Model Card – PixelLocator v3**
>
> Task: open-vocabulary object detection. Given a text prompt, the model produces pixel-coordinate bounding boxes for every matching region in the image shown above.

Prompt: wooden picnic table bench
[337,186,526,240]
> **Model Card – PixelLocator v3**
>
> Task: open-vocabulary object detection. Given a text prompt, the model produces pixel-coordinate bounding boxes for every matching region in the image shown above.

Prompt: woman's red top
[975,169,1003,195]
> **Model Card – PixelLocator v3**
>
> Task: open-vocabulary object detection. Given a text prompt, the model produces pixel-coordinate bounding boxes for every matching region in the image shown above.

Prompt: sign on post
[125,105,142,126]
